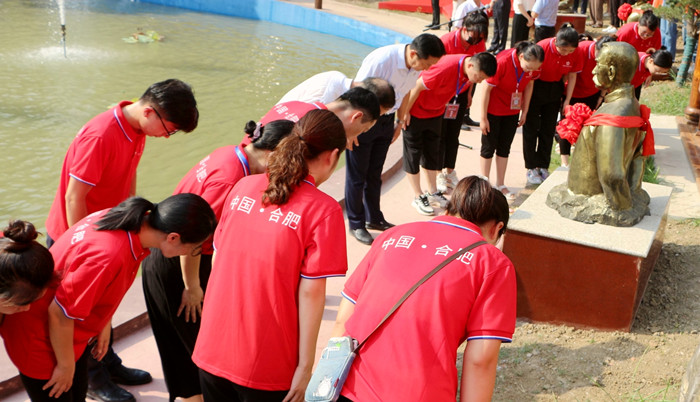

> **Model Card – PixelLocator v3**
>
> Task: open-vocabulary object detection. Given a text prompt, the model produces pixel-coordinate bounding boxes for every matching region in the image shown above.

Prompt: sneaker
[412,194,435,216]
[436,173,449,193]
[537,168,550,181]
[444,170,459,188]
[428,191,449,209]
[602,25,617,34]
[526,168,543,185]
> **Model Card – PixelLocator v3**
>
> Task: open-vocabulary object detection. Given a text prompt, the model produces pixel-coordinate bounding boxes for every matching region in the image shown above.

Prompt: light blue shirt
[532,0,558,27]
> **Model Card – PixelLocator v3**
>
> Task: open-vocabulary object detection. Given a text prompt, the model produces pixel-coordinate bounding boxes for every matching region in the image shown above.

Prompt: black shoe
[365,220,395,231]
[87,381,135,402]
[463,116,480,127]
[109,364,152,386]
[426,24,441,30]
[460,124,472,131]
[351,228,373,245]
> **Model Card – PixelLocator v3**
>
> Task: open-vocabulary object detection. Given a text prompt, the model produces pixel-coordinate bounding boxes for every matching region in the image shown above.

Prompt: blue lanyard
[455,56,469,99]
[511,52,526,92]
[234,145,251,176]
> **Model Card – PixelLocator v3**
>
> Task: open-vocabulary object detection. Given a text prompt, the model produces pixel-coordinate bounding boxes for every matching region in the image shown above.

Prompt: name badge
[510,92,523,110]
[444,102,460,119]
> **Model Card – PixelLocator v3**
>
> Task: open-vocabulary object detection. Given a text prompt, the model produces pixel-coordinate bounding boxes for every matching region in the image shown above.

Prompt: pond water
[0,0,373,229]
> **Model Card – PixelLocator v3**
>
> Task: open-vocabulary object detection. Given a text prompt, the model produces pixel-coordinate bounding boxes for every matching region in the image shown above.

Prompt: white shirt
[532,0,558,26]
[355,44,420,113]
[452,0,481,29]
[277,71,353,105]
[513,0,536,15]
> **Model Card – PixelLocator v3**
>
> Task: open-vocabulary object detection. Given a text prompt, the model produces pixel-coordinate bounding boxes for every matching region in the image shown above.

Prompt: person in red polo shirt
[2,194,216,402]
[193,110,348,402]
[330,176,516,402]
[522,24,583,184]
[480,41,544,199]
[44,78,200,402]
[140,119,295,402]
[616,10,663,53]
[401,52,496,216]
[631,48,673,100]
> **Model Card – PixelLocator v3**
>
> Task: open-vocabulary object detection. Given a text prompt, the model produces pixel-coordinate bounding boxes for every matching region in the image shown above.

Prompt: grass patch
[643,156,660,184]
[640,81,690,117]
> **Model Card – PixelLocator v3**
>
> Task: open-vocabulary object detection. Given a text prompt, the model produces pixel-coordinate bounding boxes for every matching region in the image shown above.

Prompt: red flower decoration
[618,3,633,22]
[556,103,593,145]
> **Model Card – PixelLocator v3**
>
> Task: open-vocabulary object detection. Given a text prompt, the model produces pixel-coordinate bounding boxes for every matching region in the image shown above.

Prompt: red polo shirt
[193,174,347,390]
[617,22,662,53]
[173,144,250,255]
[260,101,327,126]
[339,215,516,402]
[411,54,472,119]
[440,29,487,56]
[45,101,146,241]
[572,41,600,99]
[1,210,149,379]
[631,52,652,88]
[537,38,584,82]
[486,48,540,116]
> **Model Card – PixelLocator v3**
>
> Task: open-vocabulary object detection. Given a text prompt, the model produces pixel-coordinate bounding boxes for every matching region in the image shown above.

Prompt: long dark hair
[244,119,296,150]
[96,194,216,244]
[446,176,509,237]
[0,220,55,305]
[263,109,345,206]
[555,23,579,48]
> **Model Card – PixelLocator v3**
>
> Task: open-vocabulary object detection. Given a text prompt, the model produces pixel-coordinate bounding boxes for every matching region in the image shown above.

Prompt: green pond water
[0,0,374,230]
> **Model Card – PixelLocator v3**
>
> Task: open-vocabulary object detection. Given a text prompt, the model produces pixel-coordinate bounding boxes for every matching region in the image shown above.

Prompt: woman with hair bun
[631,48,673,100]
[2,194,216,402]
[0,220,55,317]
[141,118,295,402]
[330,175,516,401]
[193,109,349,402]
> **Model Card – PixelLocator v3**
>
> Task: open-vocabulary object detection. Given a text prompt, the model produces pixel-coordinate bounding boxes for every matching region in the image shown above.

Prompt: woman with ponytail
[141,118,294,402]
[193,109,348,402]
[631,47,673,100]
[2,194,216,402]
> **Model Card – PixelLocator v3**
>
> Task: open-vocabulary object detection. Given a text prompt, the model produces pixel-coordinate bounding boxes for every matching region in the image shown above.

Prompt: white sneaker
[412,194,435,215]
[602,25,617,34]
[428,191,449,209]
[537,168,550,181]
[444,170,459,188]
[436,173,448,193]
[526,169,543,185]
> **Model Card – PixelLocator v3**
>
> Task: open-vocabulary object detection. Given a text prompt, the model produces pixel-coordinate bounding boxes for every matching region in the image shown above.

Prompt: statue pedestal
[502,168,673,331]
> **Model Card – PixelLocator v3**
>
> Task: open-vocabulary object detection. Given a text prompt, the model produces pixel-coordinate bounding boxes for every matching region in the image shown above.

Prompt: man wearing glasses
[45,78,199,402]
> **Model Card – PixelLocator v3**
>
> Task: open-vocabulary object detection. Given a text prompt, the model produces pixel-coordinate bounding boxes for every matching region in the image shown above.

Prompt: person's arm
[459,339,502,402]
[178,254,203,323]
[480,85,494,135]
[519,80,535,126]
[44,300,76,398]
[64,177,92,227]
[392,92,412,143]
[330,297,357,338]
[283,278,327,402]
[399,77,428,126]
[91,320,111,361]
[562,72,577,111]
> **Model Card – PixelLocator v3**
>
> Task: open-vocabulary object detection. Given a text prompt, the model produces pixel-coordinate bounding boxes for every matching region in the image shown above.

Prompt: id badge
[444,102,460,119]
[510,92,523,110]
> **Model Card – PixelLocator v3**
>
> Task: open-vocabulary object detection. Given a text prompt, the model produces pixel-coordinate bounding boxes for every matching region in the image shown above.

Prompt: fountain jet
[57,0,66,57]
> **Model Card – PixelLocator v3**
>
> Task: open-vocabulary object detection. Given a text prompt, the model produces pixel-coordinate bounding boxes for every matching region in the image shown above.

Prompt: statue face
[592,58,613,89]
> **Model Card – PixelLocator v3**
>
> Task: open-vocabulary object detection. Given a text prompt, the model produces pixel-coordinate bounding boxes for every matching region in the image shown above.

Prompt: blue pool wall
[140,0,413,48]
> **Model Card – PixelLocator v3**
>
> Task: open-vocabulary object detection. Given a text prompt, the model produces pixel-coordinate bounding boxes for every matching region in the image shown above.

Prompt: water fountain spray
[57,0,67,57]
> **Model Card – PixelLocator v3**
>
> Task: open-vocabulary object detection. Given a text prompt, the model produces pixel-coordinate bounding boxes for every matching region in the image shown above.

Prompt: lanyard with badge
[510,52,525,110]
[445,56,469,120]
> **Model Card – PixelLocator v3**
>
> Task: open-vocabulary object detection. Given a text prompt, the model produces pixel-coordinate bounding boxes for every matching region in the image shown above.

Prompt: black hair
[639,10,660,31]
[595,34,617,51]
[472,52,498,77]
[650,47,673,69]
[0,221,55,305]
[578,33,594,42]
[410,33,446,59]
[463,10,489,39]
[446,176,509,237]
[140,79,199,133]
[335,87,380,122]
[361,77,396,111]
[555,23,579,48]
[514,41,545,62]
[244,119,296,150]
[96,194,216,245]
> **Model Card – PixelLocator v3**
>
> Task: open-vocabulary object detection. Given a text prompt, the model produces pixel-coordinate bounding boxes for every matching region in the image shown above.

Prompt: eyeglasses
[152,107,179,137]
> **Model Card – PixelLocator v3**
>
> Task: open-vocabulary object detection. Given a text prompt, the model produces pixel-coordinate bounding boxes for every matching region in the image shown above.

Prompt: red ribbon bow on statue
[618,3,633,22]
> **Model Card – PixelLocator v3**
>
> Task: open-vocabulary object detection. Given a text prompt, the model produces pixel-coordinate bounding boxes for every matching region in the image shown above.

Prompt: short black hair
[595,34,617,51]
[336,87,380,122]
[472,52,497,77]
[141,79,199,133]
[463,10,489,39]
[640,10,660,31]
[515,41,545,62]
[361,77,396,111]
[410,33,446,59]
[651,47,673,68]
[555,23,579,48]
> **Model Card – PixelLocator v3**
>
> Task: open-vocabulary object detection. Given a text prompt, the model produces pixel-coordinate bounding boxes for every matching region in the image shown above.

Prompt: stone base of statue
[546,183,651,226]
[502,168,672,331]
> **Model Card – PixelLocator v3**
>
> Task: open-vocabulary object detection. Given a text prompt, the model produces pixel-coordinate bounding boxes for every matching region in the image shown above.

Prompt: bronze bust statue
[546,41,652,226]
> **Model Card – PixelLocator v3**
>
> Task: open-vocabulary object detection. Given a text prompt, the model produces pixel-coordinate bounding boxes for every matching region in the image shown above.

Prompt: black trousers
[511,13,532,47]
[559,91,600,156]
[345,113,394,230]
[21,347,90,402]
[523,80,565,169]
[489,0,511,51]
[609,0,622,26]
[431,0,440,24]
[535,25,556,42]
[441,90,470,170]
[199,369,288,402]
[481,113,520,158]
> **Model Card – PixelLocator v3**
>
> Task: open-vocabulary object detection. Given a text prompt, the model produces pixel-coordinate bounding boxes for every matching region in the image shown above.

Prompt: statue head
[592,41,639,90]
